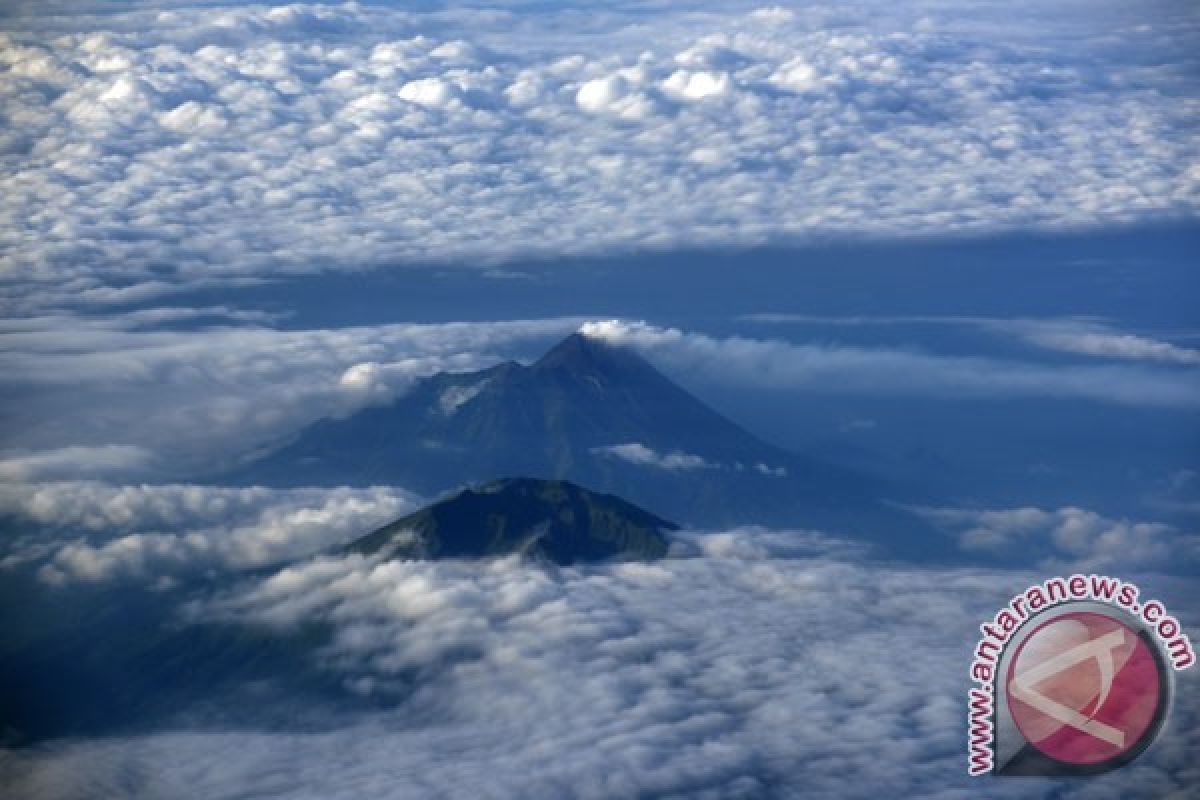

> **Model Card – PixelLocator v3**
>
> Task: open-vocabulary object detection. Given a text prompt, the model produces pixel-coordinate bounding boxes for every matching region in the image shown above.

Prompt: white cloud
[743,313,1200,366]
[1,1,1197,308]
[749,7,796,25]
[190,535,1048,797]
[770,56,821,92]
[0,480,418,584]
[0,445,154,482]
[579,319,1200,408]
[589,443,787,476]
[0,315,582,477]
[590,442,715,471]
[1014,322,1200,366]
[575,75,626,112]
[913,504,1200,572]
[662,69,731,101]
[398,77,461,109]
[158,100,226,134]
[5,528,1194,798]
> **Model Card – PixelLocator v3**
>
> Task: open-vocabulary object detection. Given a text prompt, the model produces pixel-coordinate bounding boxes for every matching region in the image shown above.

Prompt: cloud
[2,0,1198,308]
[589,443,788,476]
[1013,322,1200,366]
[4,528,1196,798]
[590,442,715,471]
[0,314,582,478]
[580,319,1200,409]
[742,313,1200,366]
[0,445,154,482]
[913,504,1200,573]
[0,481,418,584]
[4,312,1192,486]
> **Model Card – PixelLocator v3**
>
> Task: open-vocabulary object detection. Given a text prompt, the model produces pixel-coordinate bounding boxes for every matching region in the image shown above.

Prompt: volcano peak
[532,330,650,376]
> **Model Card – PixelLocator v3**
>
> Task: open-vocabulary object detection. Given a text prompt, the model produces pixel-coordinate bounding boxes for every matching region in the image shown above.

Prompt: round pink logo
[1006,611,1165,766]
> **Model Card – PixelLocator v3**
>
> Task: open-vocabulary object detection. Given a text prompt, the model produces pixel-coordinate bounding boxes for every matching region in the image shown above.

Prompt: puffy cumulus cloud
[334,359,457,407]
[579,319,1200,408]
[661,69,732,101]
[0,314,581,476]
[2,1,1199,309]
[770,56,821,92]
[575,72,660,119]
[397,76,462,109]
[590,442,715,471]
[0,480,417,584]
[188,535,1037,796]
[4,528,1196,798]
[914,504,1200,573]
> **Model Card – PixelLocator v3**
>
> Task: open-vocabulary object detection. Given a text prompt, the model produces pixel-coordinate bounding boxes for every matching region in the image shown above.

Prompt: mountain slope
[222,332,887,529]
[347,478,675,564]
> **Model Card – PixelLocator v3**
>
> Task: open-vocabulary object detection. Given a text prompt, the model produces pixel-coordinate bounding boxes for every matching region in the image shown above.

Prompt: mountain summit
[222,331,882,528]
[530,331,664,379]
[347,477,675,564]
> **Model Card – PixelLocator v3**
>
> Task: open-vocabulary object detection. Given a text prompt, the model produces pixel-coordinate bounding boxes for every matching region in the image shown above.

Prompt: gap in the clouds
[136,222,1200,332]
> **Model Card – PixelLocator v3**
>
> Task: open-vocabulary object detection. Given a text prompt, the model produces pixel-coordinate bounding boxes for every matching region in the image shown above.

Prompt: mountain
[347,478,675,564]
[222,332,896,531]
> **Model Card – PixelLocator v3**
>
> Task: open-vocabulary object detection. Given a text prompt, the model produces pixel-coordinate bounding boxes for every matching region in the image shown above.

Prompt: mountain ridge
[219,331,890,530]
[347,477,676,564]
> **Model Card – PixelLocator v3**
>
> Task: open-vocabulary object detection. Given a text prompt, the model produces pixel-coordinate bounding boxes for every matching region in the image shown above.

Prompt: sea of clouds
[0,306,1191,797]
[1,527,1197,798]
[2,0,1198,310]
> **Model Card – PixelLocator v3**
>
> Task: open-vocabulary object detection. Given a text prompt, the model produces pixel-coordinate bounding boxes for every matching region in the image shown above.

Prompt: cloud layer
[3,313,1195,489]
[0,481,417,584]
[581,319,1200,409]
[2,0,1198,308]
[912,504,1200,573]
[743,314,1200,366]
[0,314,582,477]
[2,528,1196,798]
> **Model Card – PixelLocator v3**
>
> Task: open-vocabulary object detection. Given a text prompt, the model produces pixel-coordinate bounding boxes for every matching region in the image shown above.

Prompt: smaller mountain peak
[346,477,676,564]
